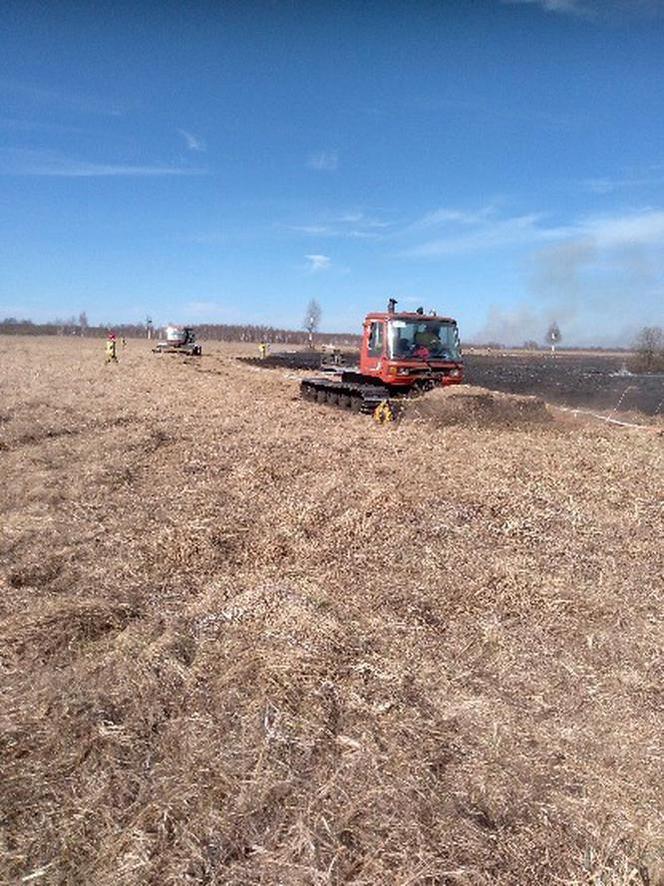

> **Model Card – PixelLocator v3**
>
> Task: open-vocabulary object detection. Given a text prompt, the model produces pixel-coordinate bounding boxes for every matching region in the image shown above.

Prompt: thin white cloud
[501,0,593,16]
[0,78,123,116]
[580,210,664,247]
[410,205,498,229]
[285,210,392,240]
[333,212,391,229]
[178,129,206,152]
[501,0,664,19]
[306,151,338,171]
[288,224,379,240]
[0,148,206,177]
[336,212,361,222]
[585,178,626,195]
[187,231,227,245]
[403,206,664,257]
[305,254,332,272]
[404,212,557,256]
[0,116,84,134]
[287,224,333,235]
[583,175,664,194]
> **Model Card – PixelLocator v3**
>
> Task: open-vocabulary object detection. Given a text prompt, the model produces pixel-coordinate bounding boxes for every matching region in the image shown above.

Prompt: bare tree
[631,326,664,373]
[303,299,322,348]
[79,311,88,335]
[545,321,561,355]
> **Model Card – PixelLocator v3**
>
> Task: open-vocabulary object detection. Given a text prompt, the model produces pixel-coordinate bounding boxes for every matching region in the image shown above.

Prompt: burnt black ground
[239,351,664,416]
[465,352,664,416]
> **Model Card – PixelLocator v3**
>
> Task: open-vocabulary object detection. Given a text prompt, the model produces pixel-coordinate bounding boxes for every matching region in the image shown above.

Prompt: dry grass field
[1,335,663,884]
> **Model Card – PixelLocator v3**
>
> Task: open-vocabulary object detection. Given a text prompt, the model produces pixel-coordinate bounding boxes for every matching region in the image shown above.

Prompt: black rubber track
[300,378,389,415]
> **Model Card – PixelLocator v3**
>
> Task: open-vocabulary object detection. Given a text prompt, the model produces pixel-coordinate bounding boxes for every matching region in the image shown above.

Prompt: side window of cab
[368,321,384,357]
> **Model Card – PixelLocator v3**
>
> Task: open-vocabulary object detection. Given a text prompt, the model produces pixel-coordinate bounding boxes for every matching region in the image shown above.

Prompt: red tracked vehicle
[300,299,463,421]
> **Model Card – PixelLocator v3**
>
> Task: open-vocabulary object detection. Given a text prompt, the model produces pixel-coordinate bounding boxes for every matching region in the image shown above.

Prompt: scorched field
[1,335,663,885]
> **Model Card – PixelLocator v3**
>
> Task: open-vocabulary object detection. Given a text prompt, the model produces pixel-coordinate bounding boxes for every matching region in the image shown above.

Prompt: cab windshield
[388,319,461,361]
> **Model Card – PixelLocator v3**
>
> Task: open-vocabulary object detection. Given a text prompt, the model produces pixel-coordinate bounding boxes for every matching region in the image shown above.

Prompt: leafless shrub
[629,325,664,373]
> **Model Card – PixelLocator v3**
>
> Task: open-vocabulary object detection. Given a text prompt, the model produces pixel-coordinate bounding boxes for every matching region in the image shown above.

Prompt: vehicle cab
[359,303,463,389]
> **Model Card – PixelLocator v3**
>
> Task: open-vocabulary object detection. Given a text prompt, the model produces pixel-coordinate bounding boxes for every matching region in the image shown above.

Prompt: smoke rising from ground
[472,304,543,347]
[473,224,663,347]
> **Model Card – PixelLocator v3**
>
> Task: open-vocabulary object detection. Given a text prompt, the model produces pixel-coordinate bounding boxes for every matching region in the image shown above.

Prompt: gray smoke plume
[472,304,542,346]
[527,235,660,345]
[474,224,663,347]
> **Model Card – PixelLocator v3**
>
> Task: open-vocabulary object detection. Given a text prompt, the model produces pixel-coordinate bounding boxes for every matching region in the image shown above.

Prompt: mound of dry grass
[403,384,552,428]
[1,336,663,884]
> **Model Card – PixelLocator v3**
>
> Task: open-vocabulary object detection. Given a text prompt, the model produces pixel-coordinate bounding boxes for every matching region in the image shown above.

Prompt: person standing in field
[258,341,269,359]
[106,332,118,364]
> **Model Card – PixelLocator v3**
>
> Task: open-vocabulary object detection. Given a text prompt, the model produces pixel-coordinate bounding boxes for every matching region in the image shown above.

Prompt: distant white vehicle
[153,325,202,356]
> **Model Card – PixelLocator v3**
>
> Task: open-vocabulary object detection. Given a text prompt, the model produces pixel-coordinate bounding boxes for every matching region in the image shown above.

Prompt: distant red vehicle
[301,299,463,421]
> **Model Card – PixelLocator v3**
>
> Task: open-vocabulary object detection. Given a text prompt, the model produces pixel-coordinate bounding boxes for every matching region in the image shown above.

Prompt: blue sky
[1,0,663,344]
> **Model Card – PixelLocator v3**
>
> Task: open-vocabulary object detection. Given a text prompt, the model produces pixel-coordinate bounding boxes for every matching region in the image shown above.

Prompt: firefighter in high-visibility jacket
[106,332,118,364]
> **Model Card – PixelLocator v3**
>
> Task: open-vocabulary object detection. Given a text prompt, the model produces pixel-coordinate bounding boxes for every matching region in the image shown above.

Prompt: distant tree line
[0,316,360,347]
[0,317,150,338]
[194,322,359,346]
